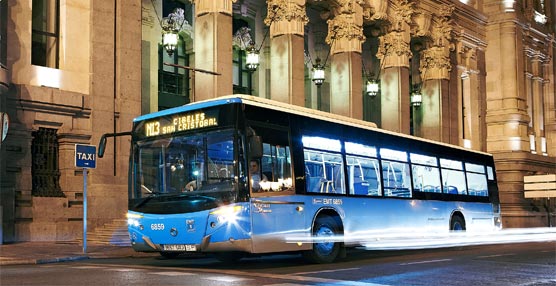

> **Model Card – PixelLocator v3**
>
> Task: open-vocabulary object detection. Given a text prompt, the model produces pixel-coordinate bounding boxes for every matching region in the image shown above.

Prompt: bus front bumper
[130,234,252,253]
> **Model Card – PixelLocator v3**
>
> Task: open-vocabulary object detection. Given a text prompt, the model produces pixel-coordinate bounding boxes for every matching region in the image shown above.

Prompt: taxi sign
[75,144,97,169]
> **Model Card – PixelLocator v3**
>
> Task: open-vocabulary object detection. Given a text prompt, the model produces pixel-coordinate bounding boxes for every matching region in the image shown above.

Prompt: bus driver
[249,159,267,191]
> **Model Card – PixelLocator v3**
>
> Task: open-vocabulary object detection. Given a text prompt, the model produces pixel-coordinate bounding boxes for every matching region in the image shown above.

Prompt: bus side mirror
[98,134,108,158]
[97,131,132,158]
[249,136,263,159]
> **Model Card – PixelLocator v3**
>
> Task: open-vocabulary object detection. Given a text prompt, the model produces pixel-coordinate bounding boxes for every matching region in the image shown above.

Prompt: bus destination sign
[145,111,219,137]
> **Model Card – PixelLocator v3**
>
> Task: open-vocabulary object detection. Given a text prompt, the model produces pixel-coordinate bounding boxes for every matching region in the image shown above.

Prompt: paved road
[1,241,554,286]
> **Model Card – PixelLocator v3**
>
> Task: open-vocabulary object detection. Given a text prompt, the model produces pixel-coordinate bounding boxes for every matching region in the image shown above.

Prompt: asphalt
[0,242,158,266]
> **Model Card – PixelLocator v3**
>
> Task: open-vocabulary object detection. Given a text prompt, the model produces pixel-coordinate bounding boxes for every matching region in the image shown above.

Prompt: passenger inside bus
[250,159,267,192]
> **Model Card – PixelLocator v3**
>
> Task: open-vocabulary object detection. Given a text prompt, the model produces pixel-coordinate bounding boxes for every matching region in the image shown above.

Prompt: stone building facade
[0,0,554,242]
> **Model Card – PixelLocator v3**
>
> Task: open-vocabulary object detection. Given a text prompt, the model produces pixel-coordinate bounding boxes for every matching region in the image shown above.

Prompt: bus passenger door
[251,197,307,253]
[246,125,308,253]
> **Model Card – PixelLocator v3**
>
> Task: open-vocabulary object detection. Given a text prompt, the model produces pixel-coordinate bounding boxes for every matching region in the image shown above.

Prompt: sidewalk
[0,242,157,266]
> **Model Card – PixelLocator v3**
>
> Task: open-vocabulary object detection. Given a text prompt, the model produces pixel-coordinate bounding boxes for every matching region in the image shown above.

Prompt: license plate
[162,244,197,251]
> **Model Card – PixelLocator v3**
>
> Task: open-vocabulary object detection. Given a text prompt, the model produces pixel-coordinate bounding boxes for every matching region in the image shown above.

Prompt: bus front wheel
[304,215,341,264]
[160,252,180,259]
[214,252,244,263]
[450,215,466,231]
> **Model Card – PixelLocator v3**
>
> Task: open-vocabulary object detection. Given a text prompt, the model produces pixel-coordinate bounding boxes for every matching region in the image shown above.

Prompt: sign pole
[83,167,87,253]
[75,144,96,254]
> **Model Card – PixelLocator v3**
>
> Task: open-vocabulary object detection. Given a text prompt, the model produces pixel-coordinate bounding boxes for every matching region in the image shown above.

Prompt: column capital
[363,0,388,21]
[419,6,455,80]
[430,5,455,49]
[421,46,451,80]
[190,0,236,16]
[388,0,415,32]
[266,0,308,37]
[377,31,411,68]
[327,10,365,54]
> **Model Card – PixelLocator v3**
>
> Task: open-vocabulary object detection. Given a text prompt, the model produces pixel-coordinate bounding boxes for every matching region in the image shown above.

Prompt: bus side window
[347,155,381,196]
[440,158,467,195]
[303,150,345,194]
[382,160,412,197]
[465,163,488,196]
[249,125,293,194]
[410,153,441,193]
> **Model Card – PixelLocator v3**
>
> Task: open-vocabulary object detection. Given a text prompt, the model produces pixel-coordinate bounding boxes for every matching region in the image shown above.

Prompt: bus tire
[450,215,466,231]
[160,252,180,259]
[303,215,341,264]
[214,252,244,263]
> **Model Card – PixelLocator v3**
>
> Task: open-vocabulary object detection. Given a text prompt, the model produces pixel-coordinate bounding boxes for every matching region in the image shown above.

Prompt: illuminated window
[302,136,342,152]
[32,0,59,68]
[303,135,344,194]
[465,163,488,197]
[345,142,380,196]
[411,153,441,193]
[380,148,408,162]
[305,150,345,194]
[347,156,381,196]
[345,142,377,157]
[382,160,412,197]
[249,126,293,194]
[440,159,467,195]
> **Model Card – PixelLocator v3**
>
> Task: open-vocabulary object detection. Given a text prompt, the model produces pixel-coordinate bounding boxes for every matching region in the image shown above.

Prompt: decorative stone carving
[363,0,388,21]
[457,44,477,70]
[420,46,451,80]
[369,0,413,67]
[326,12,365,53]
[377,31,412,68]
[412,9,431,38]
[265,0,309,36]
[419,5,455,80]
[388,0,414,32]
[189,0,236,16]
[430,5,454,48]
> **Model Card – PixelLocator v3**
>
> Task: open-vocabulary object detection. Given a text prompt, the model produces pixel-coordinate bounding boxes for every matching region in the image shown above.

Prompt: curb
[1,256,90,266]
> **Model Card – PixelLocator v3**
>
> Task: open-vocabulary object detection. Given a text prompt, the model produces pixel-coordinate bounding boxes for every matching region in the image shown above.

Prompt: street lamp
[312,58,325,86]
[366,78,379,97]
[162,28,179,56]
[158,8,191,57]
[411,89,422,107]
[245,41,260,72]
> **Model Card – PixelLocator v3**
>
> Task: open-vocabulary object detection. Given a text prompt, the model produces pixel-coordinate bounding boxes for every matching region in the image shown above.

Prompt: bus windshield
[130,129,237,213]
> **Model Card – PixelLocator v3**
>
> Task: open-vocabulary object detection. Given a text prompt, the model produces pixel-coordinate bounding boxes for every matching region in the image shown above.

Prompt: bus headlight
[127,213,143,228]
[494,216,502,229]
[210,205,242,225]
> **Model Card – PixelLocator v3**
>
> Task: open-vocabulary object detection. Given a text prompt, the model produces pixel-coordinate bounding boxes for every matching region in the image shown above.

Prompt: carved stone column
[419,6,454,143]
[457,44,485,151]
[191,0,235,100]
[543,37,556,157]
[377,0,413,134]
[328,3,365,119]
[530,52,549,153]
[267,0,308,106]
[485,21,529,153]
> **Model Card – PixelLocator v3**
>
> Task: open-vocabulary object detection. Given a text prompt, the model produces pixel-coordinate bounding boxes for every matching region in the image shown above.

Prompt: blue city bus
[98,95,502,263]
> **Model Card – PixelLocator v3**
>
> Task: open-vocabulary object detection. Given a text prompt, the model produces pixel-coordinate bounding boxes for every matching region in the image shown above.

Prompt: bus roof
[134,94,492,157]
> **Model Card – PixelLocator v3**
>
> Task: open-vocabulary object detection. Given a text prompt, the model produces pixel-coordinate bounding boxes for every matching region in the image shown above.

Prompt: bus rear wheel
[450,215,466,231]
[303,215,341,264]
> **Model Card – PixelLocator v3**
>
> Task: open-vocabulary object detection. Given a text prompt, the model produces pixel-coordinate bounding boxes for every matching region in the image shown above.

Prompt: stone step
[78,219,130,246]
